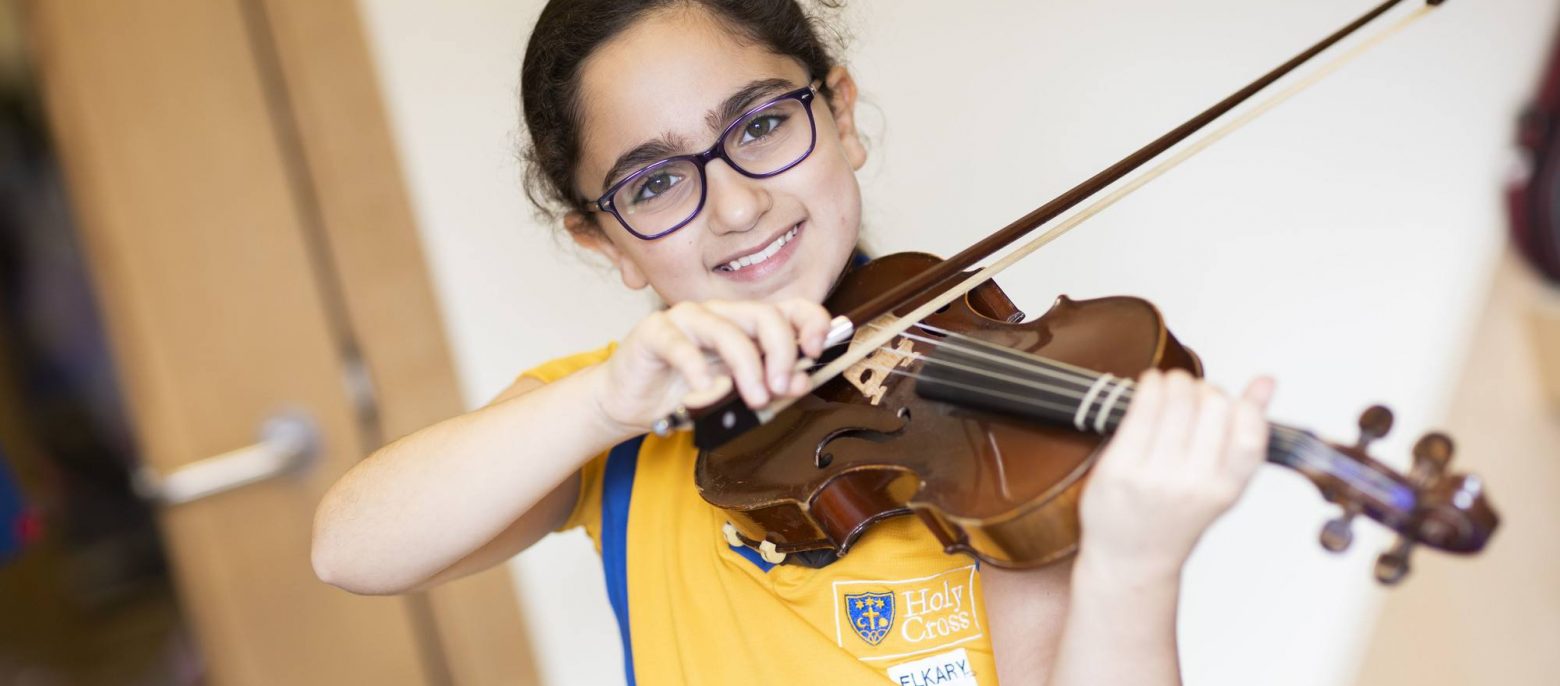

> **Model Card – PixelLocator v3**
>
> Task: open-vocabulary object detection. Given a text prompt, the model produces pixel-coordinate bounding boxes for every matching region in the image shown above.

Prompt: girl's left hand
[1077,369,1275,578]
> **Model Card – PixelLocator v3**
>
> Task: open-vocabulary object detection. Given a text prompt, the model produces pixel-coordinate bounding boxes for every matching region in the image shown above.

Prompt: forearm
[985,560,1071,686]
[312,365,628,594]
[1046,552,1182,686]
[1021,370,1271,685]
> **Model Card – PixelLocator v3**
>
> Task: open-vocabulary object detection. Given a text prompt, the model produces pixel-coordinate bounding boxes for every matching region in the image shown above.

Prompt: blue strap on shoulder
[0,445,27,563]
[601,435,644,685]
[851,248,871,269]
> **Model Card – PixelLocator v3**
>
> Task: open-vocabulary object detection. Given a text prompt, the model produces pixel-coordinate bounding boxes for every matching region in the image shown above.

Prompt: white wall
[355,1,1559,684]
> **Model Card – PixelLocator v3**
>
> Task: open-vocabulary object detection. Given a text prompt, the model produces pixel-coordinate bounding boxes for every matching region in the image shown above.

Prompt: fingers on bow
[665,300,831,407]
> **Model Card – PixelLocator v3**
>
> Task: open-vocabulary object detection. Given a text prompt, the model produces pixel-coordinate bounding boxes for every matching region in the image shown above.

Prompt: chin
[762,278,829,305]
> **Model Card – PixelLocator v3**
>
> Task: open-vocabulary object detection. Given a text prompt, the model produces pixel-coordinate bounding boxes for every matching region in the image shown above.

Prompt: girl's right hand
[589,299,834,434]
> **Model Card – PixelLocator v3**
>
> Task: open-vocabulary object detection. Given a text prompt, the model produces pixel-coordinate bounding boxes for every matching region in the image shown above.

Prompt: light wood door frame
[27,0,536,683]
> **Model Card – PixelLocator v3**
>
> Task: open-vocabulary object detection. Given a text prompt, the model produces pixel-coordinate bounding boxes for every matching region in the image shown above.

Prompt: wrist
[576,364,642,442]
[1072,548,1183,595]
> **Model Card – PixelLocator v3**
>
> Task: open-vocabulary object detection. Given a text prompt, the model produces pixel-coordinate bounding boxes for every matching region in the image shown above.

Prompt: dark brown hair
[519,0,845,231]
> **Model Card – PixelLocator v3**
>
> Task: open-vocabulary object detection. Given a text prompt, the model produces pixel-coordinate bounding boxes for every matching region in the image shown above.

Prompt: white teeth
[722,225,799,273]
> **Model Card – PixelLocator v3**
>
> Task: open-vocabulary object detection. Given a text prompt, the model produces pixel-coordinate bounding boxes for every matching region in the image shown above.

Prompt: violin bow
[656,0,1446,443]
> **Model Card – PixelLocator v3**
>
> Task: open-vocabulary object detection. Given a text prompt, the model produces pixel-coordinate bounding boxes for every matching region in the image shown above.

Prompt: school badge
[844,591,895,646]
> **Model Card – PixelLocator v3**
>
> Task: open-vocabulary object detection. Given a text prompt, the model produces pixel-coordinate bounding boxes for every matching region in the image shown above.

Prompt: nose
[702,160,770,235]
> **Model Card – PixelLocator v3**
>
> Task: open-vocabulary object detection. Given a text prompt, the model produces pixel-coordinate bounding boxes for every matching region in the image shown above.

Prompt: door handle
[134,412,318,506]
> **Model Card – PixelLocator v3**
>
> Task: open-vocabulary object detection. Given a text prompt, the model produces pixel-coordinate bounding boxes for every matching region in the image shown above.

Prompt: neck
[913,340,1417,516]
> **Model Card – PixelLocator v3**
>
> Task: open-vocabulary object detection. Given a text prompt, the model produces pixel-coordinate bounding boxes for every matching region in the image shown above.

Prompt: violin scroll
[1315,421,1497,584]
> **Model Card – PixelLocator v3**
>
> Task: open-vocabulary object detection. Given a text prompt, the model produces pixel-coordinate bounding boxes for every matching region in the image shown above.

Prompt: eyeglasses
[593,83,819,240]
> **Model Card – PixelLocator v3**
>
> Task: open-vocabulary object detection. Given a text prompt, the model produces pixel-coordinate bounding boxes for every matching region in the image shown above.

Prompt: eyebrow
[600,136,688,196]
[599,77,798,194]
[706,78,795,131]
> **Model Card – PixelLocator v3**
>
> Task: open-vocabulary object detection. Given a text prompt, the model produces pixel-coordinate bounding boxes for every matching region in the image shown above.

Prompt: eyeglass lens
[613,96,813,237]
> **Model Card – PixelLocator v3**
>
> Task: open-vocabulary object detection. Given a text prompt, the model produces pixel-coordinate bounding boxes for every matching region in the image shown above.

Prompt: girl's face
[566,7,867,306]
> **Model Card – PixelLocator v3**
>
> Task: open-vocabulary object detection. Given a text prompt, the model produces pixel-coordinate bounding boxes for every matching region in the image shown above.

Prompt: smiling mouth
[714,223,801,273]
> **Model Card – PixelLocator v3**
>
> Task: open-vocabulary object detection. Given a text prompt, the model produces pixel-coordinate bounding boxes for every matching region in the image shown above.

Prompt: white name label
[885,647,979,686]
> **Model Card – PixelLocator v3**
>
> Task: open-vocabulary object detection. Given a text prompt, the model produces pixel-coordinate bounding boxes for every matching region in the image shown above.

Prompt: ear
[565,211,651,290]
[823,66,867,171]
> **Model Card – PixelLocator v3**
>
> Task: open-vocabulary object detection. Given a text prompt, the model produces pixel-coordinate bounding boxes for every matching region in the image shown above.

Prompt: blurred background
[1,0,1557,684]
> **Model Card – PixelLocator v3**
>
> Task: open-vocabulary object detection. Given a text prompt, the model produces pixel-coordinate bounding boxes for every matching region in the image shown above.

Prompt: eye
[631,170,684,204]
[738,113,788,145]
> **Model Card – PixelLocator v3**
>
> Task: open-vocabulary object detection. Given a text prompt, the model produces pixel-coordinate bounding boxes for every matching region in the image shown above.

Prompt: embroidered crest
[844,591,895,646]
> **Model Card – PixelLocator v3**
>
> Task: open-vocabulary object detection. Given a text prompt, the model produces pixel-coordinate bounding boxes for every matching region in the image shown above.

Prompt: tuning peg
[1354,405,1394,450]
[1410,432,1455,483]
[1375,535,1415,585]
[1319,511,1356,552]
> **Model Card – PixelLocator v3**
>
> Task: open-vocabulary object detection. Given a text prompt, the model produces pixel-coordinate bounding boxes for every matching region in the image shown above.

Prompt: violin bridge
[844,327,916,406]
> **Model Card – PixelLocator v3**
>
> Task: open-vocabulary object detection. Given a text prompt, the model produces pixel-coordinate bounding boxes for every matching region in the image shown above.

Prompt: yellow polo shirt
[523,346,999,686]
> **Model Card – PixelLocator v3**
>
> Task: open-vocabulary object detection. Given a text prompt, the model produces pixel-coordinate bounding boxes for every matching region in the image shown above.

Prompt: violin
[667,0,1498,584]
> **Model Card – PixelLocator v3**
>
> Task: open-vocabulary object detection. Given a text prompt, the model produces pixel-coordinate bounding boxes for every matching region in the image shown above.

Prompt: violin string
[853,318,1145,430]
[861,320,1112,394]
[1267,432,1408,506]
[861,329,1337,451]
[870,358,1413,509]
[859,318,1097,386]
[850,359,1088,418]
[860,322,1356,446]
[859,357,1321,469]
[870,340,1128,409]
[861,319,1407,486]
[884,332,1110,398]
[1265,427,1391,498]
[862,326,1415,498]
[894,330,1104,393]
[913,321,1112,384]
[856,333,1388,487]
[857,329,1367,465]
[845,326,1364,480]
[853,353,1415,511]
[852,343,1137,434]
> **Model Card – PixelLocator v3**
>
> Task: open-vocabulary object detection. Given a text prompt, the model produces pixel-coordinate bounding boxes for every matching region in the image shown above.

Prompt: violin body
[695,252,1203,568]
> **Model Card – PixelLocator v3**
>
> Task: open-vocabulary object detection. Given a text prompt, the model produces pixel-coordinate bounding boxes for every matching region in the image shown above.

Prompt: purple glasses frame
[593,84,819,240]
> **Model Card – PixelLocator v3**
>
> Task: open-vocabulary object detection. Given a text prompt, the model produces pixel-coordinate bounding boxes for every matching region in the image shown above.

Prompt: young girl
[312,1,1274,683]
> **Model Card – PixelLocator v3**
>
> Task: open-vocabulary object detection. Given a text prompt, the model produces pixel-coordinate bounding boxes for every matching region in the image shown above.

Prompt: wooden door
[25,1,537,683]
